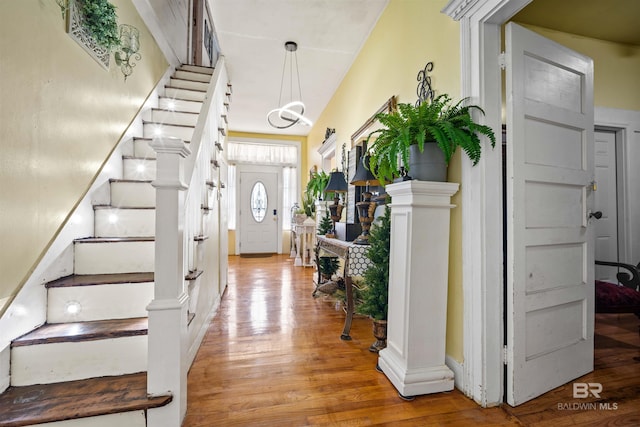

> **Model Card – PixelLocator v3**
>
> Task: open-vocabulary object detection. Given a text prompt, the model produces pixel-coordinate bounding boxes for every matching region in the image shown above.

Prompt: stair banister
[147,137,190,427]
[147,58,227,427]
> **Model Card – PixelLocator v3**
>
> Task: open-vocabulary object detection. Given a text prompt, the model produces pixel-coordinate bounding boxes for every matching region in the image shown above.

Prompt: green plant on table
[306,170,331,201]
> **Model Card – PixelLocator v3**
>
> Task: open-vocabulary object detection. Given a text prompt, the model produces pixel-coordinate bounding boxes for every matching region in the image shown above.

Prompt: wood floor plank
[183,255,640,426]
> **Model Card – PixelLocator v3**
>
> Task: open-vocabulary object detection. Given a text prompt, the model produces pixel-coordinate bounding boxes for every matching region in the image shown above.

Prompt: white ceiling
[211,0,639,137]
[210,0,389,137]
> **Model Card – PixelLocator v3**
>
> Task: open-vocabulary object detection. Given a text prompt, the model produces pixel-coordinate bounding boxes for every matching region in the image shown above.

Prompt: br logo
[573,382,602,398]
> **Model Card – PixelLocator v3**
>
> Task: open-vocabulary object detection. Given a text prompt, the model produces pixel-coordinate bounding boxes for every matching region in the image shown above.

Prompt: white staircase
[1,64,224,427]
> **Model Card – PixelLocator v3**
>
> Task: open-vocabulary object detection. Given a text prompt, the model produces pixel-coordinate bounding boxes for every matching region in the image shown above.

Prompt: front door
[238,168,279,254]
[505,23,595,406]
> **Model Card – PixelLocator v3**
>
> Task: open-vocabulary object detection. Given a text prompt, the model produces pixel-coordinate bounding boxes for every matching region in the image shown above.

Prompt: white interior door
[506,23,595,406]
[594,129,619,281]
[239,169,279,253]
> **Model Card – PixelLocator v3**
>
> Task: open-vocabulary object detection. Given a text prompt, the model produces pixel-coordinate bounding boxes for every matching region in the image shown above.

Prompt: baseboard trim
[445,354,465,392]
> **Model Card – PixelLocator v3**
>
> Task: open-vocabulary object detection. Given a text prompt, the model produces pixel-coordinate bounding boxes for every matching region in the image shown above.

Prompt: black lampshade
[350,155,380,187]
[324,170,348,193]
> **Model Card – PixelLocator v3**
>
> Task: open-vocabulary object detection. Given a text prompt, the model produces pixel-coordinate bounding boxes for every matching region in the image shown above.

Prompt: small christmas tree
[317,210,333,236]
[358,205,391,321]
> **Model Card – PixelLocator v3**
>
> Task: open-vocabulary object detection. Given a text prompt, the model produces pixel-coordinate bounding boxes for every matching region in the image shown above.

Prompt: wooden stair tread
[164,85,206,94]
[12,318,148,347]
[185,270,203,281]
[150,107,199,115]
[0,373,171,427]
[142,120,195,129]
[122,155,157,160]
[177,65,214,74]
[46,272,154,288]
[109,178,153,184]
[158,96,203,104]
[93,205,155,210]
[74,237,155,243]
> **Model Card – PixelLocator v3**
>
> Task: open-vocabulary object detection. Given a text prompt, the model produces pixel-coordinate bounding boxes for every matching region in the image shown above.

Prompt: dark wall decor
[415,61,434,106]
[324,127,336,142]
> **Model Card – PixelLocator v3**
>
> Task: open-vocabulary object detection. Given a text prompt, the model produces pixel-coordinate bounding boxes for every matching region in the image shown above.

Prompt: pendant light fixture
[267,41,313,129]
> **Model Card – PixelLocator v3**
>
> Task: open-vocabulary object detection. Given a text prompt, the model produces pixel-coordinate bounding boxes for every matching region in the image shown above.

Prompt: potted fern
[357,205,391,352]
[367,94,496,184]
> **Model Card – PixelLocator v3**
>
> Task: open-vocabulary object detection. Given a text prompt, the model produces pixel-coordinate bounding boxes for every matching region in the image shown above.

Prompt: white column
[378,180,459,398]
[147,137,191,426]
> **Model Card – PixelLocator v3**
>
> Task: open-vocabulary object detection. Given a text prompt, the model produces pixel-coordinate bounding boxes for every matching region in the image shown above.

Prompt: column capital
[150,137,192,158]
[386,180,459,207]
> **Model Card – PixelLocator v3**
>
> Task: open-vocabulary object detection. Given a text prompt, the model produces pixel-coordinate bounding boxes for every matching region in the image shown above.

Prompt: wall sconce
[115,24,141,81]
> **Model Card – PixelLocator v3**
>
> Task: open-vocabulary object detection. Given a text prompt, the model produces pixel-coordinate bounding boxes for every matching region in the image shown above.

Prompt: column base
[378,348,454,397]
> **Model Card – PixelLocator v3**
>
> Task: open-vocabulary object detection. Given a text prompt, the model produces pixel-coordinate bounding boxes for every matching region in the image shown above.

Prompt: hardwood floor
[505,313,640,426]
[183,254,640,426]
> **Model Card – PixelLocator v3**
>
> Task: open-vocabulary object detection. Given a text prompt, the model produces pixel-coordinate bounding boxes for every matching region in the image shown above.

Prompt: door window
[250,182,267,222]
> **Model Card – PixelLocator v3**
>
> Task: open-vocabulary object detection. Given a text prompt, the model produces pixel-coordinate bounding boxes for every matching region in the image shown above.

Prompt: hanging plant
[77,0,120,50]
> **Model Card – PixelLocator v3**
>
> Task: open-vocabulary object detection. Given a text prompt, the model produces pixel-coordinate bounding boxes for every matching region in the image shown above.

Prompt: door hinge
[503,345,509,364]
[499,52,506,70]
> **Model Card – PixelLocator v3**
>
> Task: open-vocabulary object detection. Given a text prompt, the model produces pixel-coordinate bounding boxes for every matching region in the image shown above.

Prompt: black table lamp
[350,155,380,245]
[324,170,348,238]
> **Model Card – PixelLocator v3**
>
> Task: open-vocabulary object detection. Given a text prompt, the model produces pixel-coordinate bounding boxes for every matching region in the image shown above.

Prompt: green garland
[77,0,121,50]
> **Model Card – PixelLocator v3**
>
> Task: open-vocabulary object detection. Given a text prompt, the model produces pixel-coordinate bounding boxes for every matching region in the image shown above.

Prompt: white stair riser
[95,208,155,237]
[174,70,211,83]
[36,411,147,427]
[143,123,194,142]
[164,86,206,102]
[169,78,209,92]
[11,336,147,386]
[150,109,198,127]
[123,158,157,181]
[133,139,156,159]
[110,181,155,208]
[47,282,154,322]
[178,64,214,75]
[158,97,202,113]
[74,241,154,275]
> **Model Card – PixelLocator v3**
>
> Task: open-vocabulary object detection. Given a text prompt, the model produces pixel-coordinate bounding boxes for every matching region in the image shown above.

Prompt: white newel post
[378,180,459,398]
[147,137,192,426]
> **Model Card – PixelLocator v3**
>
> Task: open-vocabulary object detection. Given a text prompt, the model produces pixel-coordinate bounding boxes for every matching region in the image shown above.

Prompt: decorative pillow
[595,280,640,315]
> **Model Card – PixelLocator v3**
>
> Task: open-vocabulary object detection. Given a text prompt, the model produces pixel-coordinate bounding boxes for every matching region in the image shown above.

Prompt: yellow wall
[0,1,168,305]
[306,0,465,361]
[516,24,640,111]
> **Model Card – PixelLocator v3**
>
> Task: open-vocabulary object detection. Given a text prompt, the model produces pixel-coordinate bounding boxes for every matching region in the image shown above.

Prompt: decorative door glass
[250,181,267,222]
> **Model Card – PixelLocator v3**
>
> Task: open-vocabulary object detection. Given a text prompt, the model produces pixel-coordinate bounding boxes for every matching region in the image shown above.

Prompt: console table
[316,236,372,340]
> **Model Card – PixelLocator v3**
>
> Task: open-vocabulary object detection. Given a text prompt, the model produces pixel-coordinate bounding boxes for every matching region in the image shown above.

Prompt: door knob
[589,211,603,219]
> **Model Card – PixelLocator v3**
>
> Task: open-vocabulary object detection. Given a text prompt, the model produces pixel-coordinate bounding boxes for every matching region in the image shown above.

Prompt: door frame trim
[595,107,640,265]
[443,0,533,407]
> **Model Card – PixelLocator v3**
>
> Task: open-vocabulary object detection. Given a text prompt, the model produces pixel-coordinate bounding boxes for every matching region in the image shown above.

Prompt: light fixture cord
[277,48,288,107]
[294,50,303,104]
